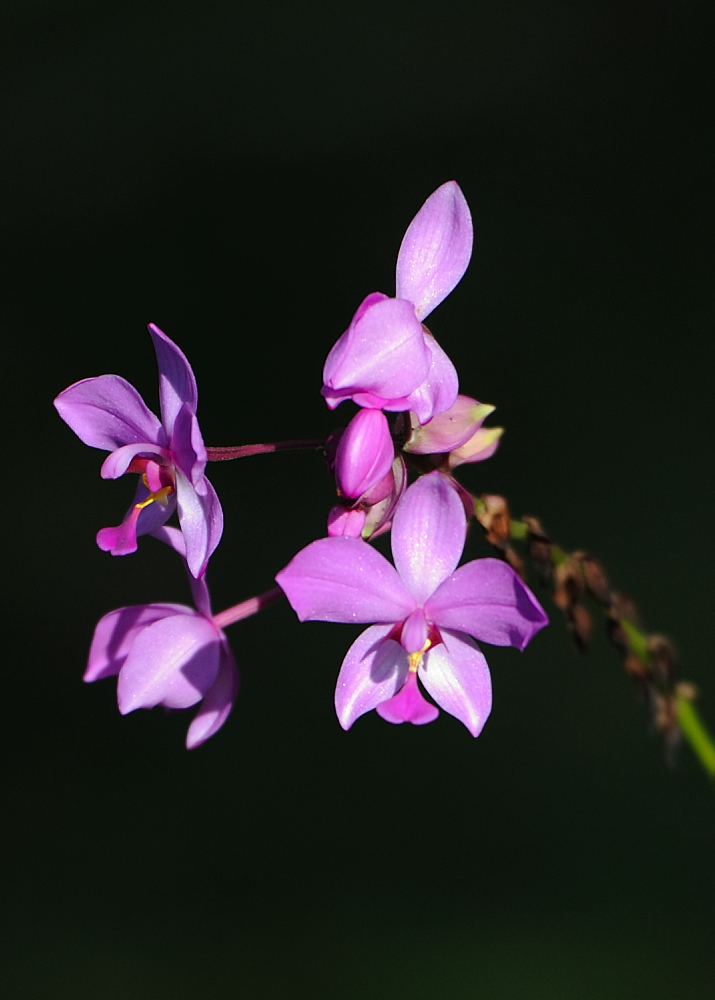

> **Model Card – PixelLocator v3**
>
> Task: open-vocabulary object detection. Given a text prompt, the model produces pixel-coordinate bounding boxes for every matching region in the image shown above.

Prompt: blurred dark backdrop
[2,2,714,997]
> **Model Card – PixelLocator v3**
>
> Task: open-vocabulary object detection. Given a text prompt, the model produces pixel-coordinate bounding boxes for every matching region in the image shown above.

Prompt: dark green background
[2,2,714,997]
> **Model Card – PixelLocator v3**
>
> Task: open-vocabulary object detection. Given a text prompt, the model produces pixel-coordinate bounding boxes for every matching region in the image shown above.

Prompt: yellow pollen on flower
[135,485,174,510]
[408,638,432,673]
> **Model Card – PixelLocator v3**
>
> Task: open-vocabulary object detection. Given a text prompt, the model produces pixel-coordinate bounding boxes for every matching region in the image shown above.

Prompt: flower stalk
[206,440,325,461]
[212,586,284,629]
[472,491,715,784]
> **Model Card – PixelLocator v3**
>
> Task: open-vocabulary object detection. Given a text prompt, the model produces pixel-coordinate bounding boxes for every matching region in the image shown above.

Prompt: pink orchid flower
[321,181,473,424]
[54,324,223,578]
[276,472,547,735]
[85,527,237,749]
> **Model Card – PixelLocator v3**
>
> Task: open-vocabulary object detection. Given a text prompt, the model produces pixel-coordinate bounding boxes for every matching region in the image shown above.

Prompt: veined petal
[175,471,224,579]
[54,375,165,451]
[375,671,439,726]
[322,294,430,402]
[186,642,239,749]
[334,624,409,730]
[148,323,198,435]
[85,603,190,682]
[418,629,492,737]
[424,557,548,650]
[117,612,221,712]
[391,472,466,605]
[171,403,208,495]
[402,331,459,424]
[321,293,386,392]
[335,409,394,499]
[395,180,473,321]
[100,441,171,480]
[276,537,415,624]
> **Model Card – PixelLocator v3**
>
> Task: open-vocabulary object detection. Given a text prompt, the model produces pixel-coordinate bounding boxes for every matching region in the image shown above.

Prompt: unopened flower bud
[335,408,395,499]
[404,396,495,455]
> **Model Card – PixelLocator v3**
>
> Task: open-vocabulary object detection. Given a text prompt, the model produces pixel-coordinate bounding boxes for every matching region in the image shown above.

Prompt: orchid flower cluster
[55,181,548,749]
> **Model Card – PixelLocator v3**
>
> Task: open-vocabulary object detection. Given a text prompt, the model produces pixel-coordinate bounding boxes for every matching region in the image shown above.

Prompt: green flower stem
[504,514,715,784]
[676,698,715,780]
[620,618,651,664]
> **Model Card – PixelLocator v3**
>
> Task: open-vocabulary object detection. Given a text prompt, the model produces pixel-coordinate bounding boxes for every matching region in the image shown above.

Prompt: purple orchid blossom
[54,323,223,578]
[321,181,473,425]
[276,471,547,734]
[85,527,237,749]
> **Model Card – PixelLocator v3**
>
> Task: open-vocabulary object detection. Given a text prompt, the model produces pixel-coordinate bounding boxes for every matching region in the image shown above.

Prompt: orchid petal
[402,332,459,424]
[405,397,495,455]
[276,537,416,624]
[395,180,473,321]
[171,403,208,495]
[362,455,407,540]
[391,472,466,605]
[425,557,548,650]
[97,475,177,555]
[54,375,164,451]
[334,624,409,730]
[85,604,190,682]
[135,485,177,537]
[335,409,394,499]
[322,293,386,398]
[322,294,430,404]
[100,442,171,480]
[117,613,221,712]
[148,323,198,434]
[418,629,492,737]
[349,390,412,412]
[188,572,213,620]
[447,427,504,468]
[375,671,439,726]
[186,643,239,748]
[150,524,186,557]
[175,471,224,579]
[96,504,143,556]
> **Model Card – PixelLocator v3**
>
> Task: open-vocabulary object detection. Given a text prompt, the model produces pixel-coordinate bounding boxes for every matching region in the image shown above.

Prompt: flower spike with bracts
[276,472,548,735]
[54,323,223,578]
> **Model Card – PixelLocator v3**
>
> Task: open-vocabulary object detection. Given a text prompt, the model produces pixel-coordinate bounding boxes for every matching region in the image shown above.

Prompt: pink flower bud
[334,409,395,499]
